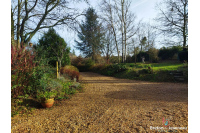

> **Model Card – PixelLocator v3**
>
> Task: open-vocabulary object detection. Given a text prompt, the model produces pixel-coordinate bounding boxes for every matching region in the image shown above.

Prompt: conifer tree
[36,28,70,69]
[75,7,104,62]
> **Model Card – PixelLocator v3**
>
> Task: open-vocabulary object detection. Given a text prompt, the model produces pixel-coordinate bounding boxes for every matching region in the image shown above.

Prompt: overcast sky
[30,0,163,56]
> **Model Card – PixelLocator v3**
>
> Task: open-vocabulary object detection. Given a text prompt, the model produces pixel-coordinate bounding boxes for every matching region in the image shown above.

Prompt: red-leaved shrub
[60,65,80,81]
[11,45,36,98]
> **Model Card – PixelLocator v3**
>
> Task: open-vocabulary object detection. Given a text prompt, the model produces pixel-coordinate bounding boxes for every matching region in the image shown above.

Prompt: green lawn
[113,62,187,82]
[124,62,185,71]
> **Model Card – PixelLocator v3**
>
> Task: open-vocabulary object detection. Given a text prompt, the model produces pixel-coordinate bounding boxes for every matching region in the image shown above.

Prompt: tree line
[11,0,188,64]
[75,0,188,63]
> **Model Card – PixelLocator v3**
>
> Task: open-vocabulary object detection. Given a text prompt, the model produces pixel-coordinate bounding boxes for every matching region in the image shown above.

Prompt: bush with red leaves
[11,45,36,98]
[60,66,80,81]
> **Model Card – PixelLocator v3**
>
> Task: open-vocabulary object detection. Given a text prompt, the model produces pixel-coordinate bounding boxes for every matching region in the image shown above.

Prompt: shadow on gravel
[81,80,146,84]
[22,98,43,109]
[104,88,188,103]
[80,72,188,103]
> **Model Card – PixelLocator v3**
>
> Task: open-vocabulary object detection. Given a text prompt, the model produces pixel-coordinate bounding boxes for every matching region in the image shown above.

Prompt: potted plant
[37,91,57,108]
[36,74,61,108]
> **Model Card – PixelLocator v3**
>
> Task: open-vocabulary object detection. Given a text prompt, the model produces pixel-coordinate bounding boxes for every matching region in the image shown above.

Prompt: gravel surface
[11,72,188,133]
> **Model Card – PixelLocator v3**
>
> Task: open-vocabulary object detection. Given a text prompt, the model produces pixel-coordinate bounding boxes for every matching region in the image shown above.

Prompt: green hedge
[90,64,127,76]
[178,49,188,62]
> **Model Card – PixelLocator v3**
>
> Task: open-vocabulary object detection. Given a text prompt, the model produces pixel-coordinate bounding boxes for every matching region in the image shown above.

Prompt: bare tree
[131,38,139,64]
[155,0,188,49]
[11,0,87,48]
[101,30,116,63]
[136,23,146,52]
[145,22,157,62]
[114,0,139,63]
[143,22,157,51]
[100,0,139,63]
[11,8,15,46]
[99,0,121,63]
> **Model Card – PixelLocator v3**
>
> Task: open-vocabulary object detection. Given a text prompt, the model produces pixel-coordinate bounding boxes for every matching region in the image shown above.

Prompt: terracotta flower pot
[41,98,54,108]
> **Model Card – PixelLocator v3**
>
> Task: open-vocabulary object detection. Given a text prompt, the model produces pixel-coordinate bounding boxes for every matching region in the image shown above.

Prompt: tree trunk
[92,46,95,62]
[118,51,120,63]
[123,1,127,63]
[134,46,136,64]
[183,1,187,49]
[11,9,15,46]
[58,58,62,76]
[59,60,61,70]
[111,24,120,63]
[17,0,21,48]
[121,0,124,63]
[122,32,124,63]
[106,43,109,64]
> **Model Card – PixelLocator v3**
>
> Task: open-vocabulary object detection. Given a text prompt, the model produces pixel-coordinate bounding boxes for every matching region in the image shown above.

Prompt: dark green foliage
[96,62,186,83]
[115,69,175,82]
[73,57,95,72]
[72,49,76,55]
[158,46,182,60]
[158,48,171,60]
[139,68,152,74]
[85,59,95,68]
[91,64,127,76]
[136,51,149,62]
[35,28,70,68]
[54,78,74,100]
[125,55,133,63]
[109,56,119,63]
[62,48,71,66]
[29,66,57,97]
[178,48,188,62]
[140,37,147,51]
[147,48,159,63]
[129,64,134,67]
[75,7,104,61]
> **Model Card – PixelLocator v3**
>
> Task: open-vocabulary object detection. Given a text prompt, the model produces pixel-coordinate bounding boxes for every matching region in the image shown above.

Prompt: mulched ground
[11,72,188,132]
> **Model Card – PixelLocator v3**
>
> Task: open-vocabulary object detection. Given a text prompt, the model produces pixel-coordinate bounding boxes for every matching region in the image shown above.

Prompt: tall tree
[131,38,139,64]
[72,49,76,55]
[100,0,120,63]
[100,0,139,63]
[144,22,157,62]
[11,0,87,47]
[75,7,104,62]
[17,0,22,48]
[102,30,116,64]
[155,0,188,49]
[140,37,147,52]
[114,0,139,63]
[144,22,157,51]
[36,28,70,70]
[11,8,15,46]
[136,23,146,51]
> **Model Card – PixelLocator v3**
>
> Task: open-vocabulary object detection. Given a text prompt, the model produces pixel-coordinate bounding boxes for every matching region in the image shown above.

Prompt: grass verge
[93,62,188,83]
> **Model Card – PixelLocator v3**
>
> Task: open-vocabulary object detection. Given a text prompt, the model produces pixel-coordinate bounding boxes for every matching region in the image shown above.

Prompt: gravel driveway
[11,72,188,132]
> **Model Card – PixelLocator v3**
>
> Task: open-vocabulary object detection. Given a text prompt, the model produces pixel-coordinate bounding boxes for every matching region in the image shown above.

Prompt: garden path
[11,72,188,132]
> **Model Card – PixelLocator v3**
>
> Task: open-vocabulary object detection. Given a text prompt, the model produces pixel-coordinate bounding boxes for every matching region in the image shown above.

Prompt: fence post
[56,61,59,79]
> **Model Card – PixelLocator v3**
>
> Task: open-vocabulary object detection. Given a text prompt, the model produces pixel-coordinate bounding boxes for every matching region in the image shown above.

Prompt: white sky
[30,0,163,56]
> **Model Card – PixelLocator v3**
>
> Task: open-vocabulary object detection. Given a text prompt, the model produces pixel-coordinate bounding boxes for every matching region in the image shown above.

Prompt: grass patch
[111,62,187,82]
[125,62,184,71]
[114,69,175,82]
